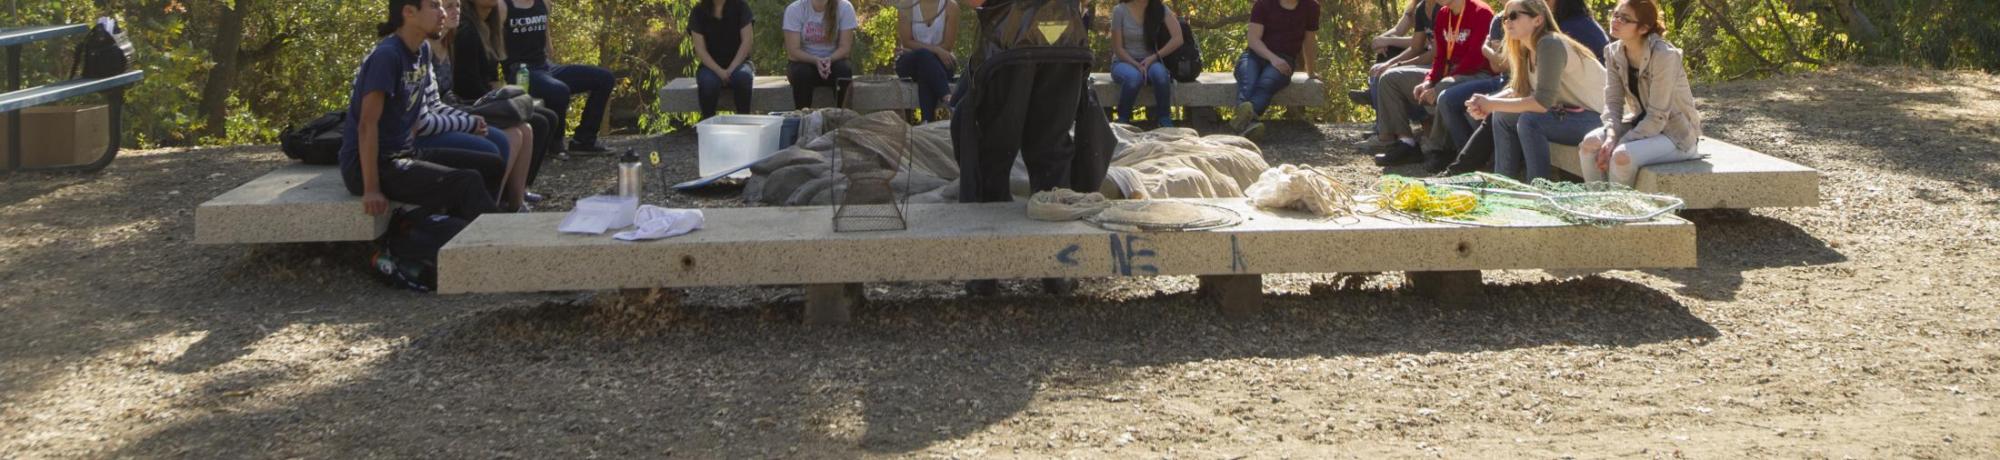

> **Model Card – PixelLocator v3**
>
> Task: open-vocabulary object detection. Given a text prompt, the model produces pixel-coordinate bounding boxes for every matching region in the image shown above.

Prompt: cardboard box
[0,105,111,168]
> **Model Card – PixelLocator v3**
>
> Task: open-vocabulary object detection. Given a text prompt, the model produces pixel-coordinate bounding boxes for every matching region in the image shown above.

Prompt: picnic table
[1,23,144,172]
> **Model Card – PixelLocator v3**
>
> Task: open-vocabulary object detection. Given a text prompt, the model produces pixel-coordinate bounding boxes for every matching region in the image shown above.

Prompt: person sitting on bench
[458,0,561,187]
[432,0,535,211]
[896,0,959,122]
[344,0,501,220]
[1107,0,1182,127]
[502,0,616,153]
[1373,0,1494,167]
[689,0,756,119]
[783,0,858,110]
[1230,0,1320,140]
[1356,0,1437,151]
[1464,0,1605,181]
[1577,0,1701,186]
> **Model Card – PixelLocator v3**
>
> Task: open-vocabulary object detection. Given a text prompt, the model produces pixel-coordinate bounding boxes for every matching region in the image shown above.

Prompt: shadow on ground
[107,275,1715,457]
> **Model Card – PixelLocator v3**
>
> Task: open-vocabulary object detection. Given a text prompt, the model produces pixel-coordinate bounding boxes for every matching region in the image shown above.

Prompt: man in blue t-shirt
[340,0,499,220]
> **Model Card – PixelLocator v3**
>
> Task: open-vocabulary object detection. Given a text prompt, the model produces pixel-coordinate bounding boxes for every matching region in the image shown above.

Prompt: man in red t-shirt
[1371,0,1494,167]
[1231,0,1320,140]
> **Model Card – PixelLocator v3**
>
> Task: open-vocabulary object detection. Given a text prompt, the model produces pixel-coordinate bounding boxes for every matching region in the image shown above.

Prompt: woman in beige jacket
[1577,0,1701,185]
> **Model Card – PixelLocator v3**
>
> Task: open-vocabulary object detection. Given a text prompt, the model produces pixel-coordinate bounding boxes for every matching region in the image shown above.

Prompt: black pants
[524,106,560,186]
[342,148,502,220]
[786,60,853,109]
[956,63,1091,203]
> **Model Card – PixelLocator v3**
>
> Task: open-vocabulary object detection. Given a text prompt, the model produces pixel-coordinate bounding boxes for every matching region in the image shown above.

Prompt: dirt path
[2,66,1996,458]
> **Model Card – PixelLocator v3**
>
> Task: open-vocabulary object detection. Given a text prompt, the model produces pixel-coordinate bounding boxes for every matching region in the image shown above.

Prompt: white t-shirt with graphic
[783,0,860,59]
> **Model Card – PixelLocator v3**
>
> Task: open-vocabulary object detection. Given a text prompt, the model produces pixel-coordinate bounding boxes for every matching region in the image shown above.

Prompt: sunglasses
[1609,12,1636,24]
[1503,10,1539,21]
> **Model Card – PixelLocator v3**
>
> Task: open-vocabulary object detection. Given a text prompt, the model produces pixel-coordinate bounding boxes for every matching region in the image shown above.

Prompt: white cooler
[695,114,785,179]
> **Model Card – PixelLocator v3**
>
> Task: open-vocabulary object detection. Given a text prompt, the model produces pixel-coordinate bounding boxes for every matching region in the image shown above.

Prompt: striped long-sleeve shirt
[412,54,481,137]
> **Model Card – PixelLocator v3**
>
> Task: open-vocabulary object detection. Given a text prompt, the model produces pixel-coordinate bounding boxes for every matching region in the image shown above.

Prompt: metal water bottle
[617,149,643,198]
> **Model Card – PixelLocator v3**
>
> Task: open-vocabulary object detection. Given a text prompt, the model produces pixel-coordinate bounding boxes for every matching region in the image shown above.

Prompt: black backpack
[1149,13,1201,82]
[373,210,471,293]
[280,111,346,165]
[70,18,135,79]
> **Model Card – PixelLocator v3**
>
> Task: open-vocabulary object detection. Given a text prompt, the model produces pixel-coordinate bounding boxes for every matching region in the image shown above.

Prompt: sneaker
[1373,142,1424,167]
[1240,121,1266,141]
[1353,137,1399,151]
[964,279,999,297]
[567,139,609,154]
[524,192,546,204]
[1039,278,1077,296]
[1346,89,1372,106]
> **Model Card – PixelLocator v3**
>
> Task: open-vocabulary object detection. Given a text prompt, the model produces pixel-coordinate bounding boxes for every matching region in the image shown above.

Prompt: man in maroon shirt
[1230,0,1321,140]
[1372,0,1494,166]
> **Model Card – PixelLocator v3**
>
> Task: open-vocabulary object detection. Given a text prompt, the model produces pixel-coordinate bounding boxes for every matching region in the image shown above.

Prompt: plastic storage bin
[696,114,785,179]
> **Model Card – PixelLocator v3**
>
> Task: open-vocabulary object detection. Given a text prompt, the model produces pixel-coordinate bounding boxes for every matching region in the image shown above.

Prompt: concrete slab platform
[1550,137,1820,209]
[658,72,1327,114]
[195,164,387,244]
[438,199,1696,295]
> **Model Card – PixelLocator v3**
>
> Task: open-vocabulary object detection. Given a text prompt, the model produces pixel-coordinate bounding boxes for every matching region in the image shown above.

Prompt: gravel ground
[2,66,1997,458]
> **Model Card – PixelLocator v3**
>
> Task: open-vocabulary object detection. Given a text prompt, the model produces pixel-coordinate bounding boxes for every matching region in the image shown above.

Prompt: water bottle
[617,149,643,199]
[515,64,531,92]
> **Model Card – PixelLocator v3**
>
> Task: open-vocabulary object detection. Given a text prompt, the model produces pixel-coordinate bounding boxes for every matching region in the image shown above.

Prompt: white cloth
[613,206,706,241]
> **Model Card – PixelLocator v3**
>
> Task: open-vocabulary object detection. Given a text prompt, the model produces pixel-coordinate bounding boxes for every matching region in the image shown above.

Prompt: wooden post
[1198,274,1263,318]
[1407,271,1481,303]
[804,283,863,326]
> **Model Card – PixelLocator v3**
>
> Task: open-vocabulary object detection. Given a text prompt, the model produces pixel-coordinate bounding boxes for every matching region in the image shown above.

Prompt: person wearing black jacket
[951,0,1114,296]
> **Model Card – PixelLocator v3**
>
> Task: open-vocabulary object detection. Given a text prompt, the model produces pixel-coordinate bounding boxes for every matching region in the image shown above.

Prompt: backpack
[1148,12,1201,82]
[373,210,471,293]
[280,111,346,165]
[70,17,135,79]
[973,0,1094,68]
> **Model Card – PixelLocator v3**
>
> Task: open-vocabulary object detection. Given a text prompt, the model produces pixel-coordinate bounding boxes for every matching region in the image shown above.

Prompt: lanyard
[1441,5,1468,62]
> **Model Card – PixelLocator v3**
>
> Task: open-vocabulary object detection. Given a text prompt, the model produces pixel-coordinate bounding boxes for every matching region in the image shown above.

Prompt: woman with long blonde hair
[1465,0,1605,181]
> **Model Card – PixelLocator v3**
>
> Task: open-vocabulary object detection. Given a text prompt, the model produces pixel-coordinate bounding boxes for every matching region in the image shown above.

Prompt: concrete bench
[1548,137,1820,209]
[437,199,1695,325]
[196,164,389,245]
[657,72,1325,114]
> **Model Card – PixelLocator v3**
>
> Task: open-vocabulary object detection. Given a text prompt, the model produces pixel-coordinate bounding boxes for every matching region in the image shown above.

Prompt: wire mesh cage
[828,75,915,232]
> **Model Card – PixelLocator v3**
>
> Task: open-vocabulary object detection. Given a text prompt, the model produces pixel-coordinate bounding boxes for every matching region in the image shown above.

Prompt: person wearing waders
[951,0,1116,297]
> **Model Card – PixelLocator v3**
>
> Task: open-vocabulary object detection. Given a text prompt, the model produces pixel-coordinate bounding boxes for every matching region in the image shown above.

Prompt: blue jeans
[1233,51,1293,117]
[695,62,754,119]
[1437,76,1506,152]
[514,62,615,144]
[895,50,956,122]
[413,130,510,196]
[1492,109,1601,181]
[1110,60,1173,125]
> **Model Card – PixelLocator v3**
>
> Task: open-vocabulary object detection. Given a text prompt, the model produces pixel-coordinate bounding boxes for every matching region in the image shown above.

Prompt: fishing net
[1244,164,1378,221]
[1086,200,1244,232]
[1374,173,1685,226]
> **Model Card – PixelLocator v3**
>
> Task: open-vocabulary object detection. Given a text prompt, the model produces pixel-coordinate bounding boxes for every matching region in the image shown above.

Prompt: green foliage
[4,0,1995,148]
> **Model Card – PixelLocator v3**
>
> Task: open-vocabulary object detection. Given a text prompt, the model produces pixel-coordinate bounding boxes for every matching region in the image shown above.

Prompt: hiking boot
[1373,142,1423,167]
[1240,122,1267,141]
[1230,101,1256,131]
[1422,148,1455,173]
[1039,278,1077,296]
[964,279,1000,297]
[567,139,609,154]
